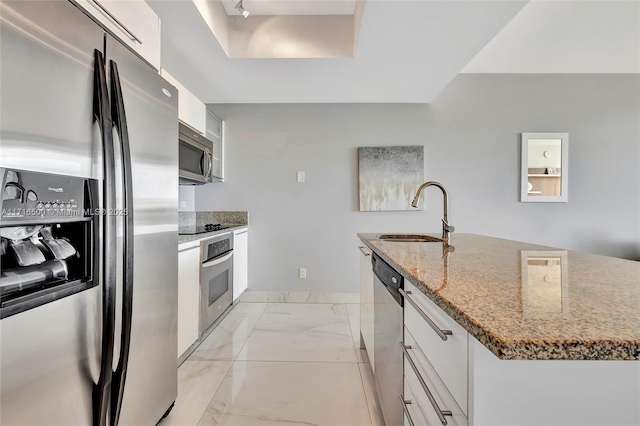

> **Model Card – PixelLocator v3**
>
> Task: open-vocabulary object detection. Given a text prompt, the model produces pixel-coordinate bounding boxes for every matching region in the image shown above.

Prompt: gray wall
[179,186,195,211]
[197,74,640,292]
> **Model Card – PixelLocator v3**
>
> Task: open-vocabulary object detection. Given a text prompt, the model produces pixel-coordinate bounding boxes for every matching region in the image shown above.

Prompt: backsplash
[179,211,249,227]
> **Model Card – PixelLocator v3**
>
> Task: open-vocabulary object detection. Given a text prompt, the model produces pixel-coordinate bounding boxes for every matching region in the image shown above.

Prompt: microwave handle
[204,151,212,180]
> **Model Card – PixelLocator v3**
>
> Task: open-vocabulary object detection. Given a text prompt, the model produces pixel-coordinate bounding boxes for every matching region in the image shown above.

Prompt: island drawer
[403,376,428,426]
[404,327,467,426]
[403,281,468,415]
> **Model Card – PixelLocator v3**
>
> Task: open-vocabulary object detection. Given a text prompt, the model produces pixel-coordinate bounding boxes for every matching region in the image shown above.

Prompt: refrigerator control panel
[0,168,92,224]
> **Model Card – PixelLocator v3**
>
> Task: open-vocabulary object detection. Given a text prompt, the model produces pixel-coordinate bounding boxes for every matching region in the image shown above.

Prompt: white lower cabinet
[358,245,374,369]
[404,327,467,426]
[403,377,428,426]
[401,278,640,426]
[403,412,411,426]
[233,228,248,300]
[404,280,468,415]
[178,244,200,357]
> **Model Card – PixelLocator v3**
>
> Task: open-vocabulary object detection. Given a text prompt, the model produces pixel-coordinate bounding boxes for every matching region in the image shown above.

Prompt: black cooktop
[178,223,230,235]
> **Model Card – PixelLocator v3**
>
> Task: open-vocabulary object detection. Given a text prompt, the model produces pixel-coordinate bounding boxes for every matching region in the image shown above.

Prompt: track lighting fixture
[234,0,250,18]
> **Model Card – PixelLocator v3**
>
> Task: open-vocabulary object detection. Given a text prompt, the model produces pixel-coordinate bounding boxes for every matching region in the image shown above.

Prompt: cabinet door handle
[90,0,143,44]
[401,343,453,425]
[399,288,452,341]
[358,246,371,256]
[400,396,416,426]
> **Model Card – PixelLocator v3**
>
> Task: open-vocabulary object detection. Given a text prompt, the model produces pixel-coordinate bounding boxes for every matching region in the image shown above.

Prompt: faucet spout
[411,181,454,244]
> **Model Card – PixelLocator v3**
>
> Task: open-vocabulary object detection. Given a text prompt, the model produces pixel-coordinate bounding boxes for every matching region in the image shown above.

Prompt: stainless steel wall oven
[200,232,233,334]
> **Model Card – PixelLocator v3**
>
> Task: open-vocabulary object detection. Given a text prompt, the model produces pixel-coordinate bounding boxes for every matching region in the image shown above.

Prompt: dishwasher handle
[202,250,233,268]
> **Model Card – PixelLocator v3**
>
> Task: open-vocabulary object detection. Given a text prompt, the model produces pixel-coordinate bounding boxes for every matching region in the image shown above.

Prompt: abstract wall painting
[358,146,424,211]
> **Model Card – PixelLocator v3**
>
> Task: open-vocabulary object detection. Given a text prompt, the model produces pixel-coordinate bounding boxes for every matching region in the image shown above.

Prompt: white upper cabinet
[75,0,161,69]
[206,109,224,180]
[160,69,206,134]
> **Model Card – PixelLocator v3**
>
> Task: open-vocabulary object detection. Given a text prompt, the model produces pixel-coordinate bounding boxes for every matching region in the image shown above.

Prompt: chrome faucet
[411,181,455,244]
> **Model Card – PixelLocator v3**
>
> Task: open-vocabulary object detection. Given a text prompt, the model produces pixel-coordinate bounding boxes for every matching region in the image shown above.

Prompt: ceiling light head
[234,0,250,18]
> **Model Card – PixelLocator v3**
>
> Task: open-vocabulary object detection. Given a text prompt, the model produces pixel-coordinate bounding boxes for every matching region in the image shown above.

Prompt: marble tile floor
[161,302,385,426]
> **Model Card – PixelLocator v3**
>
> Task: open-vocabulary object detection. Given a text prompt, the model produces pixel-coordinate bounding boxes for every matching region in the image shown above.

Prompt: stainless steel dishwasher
[372,253,404,426]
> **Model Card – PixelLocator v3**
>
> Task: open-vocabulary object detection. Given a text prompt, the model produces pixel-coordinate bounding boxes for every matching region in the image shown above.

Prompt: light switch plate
[180,201,187,208]
[297,171,305,183]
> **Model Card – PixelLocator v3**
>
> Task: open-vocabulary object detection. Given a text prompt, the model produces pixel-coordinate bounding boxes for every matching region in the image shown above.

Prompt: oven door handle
[202,250,233,268]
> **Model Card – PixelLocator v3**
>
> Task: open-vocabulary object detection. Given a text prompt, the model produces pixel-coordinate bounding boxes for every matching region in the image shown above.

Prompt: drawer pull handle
[401,343,453,426]
[358,246,371,256]
[400,396,416,426]
[90,0,143,44]
[399,288,452,341]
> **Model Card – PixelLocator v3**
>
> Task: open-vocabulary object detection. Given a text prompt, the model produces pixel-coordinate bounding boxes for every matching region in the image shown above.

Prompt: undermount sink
[377,234,444,243]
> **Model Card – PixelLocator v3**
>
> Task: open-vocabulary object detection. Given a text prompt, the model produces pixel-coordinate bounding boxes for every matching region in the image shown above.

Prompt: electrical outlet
[180,201,187,208]
[299,268,307,279]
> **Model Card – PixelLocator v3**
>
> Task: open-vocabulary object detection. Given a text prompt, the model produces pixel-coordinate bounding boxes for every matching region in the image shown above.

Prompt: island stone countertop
[358,233,640,361]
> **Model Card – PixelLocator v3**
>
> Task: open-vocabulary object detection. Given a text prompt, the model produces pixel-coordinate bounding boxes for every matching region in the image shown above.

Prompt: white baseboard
[240,291,359,304]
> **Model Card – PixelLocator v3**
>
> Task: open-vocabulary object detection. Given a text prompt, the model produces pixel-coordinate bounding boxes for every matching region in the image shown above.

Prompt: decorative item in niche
[358,146,424,211]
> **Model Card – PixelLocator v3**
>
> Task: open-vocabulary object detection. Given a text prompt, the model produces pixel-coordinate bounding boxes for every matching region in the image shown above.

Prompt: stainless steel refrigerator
[0,1,179,424]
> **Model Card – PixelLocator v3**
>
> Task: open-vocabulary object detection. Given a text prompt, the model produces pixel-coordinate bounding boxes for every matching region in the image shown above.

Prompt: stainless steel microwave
[179,122,221,184]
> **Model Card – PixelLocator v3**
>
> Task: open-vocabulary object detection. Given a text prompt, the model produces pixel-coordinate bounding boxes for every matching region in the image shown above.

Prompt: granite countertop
[178,224,247,244]
[358,233,640,361]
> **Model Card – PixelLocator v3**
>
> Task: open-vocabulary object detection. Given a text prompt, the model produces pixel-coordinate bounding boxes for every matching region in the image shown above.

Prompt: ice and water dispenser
[0,168,98,318]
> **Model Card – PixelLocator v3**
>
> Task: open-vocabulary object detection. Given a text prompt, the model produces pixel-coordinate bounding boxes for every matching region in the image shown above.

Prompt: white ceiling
[148,0,639,103]
[147,0,528,103]
[462,0,640,74]
[221,0,357,16]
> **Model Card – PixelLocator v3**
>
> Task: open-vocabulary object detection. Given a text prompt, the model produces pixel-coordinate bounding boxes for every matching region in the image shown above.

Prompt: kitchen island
[358,233,639,426]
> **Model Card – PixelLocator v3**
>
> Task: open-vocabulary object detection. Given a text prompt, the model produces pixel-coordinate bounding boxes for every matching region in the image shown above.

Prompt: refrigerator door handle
[93,48,117,426]
[109,59,135,426]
